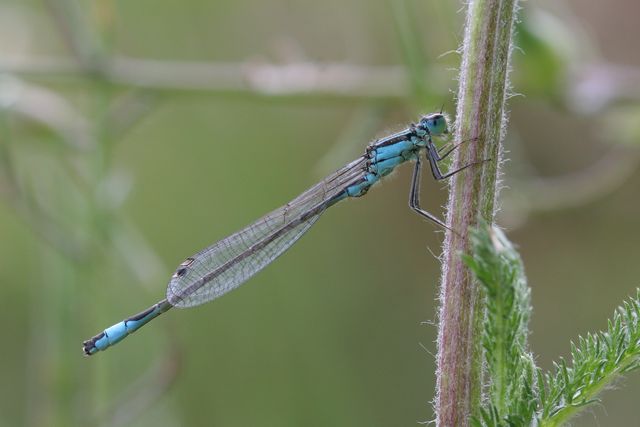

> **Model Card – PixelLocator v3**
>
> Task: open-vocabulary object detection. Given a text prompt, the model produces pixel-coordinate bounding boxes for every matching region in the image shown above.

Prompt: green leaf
[539,290,640,426]
[464,222,537,425]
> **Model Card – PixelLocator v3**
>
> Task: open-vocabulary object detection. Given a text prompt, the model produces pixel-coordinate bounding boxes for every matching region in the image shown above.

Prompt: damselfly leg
[424,141,487,181]
[409,155,452,232]
[434,137,478,161]
[409,139,488,233]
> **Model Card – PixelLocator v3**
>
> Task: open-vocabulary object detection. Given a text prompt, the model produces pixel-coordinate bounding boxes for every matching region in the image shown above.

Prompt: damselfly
[83,112,477,355]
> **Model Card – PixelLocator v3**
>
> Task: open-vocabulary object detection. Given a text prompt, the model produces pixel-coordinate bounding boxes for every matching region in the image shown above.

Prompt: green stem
[435,0,519,425]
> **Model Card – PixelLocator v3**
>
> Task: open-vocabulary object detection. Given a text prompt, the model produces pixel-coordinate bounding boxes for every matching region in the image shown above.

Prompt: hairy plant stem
[435,0,519,425]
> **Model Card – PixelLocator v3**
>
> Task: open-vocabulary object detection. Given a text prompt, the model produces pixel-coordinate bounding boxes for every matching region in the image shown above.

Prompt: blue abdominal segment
[83,300,172,355]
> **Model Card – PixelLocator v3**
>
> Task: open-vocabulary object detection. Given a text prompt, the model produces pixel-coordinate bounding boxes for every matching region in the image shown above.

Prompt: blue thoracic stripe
[373,139,414,162]
[345,173,378,197]
[344,136,420,198]
[371,156,404,175]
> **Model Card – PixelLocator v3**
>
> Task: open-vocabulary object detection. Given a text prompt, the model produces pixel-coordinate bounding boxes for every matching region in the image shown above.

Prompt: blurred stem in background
[4,15,640,225]
[0,0,176,425]
[389,0,429,105]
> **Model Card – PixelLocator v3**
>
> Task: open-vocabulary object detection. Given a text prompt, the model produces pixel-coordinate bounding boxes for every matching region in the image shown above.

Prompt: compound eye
[428,115,448,135]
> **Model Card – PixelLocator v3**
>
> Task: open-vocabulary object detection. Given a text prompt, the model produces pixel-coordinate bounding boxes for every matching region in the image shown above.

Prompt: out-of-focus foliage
[513,10,568,100]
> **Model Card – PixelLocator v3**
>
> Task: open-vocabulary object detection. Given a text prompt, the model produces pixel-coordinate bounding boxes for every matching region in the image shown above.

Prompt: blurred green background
[1,0,640,426]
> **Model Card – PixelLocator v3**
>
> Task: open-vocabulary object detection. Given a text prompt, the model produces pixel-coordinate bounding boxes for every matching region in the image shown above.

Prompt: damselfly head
[420,113,449,136]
